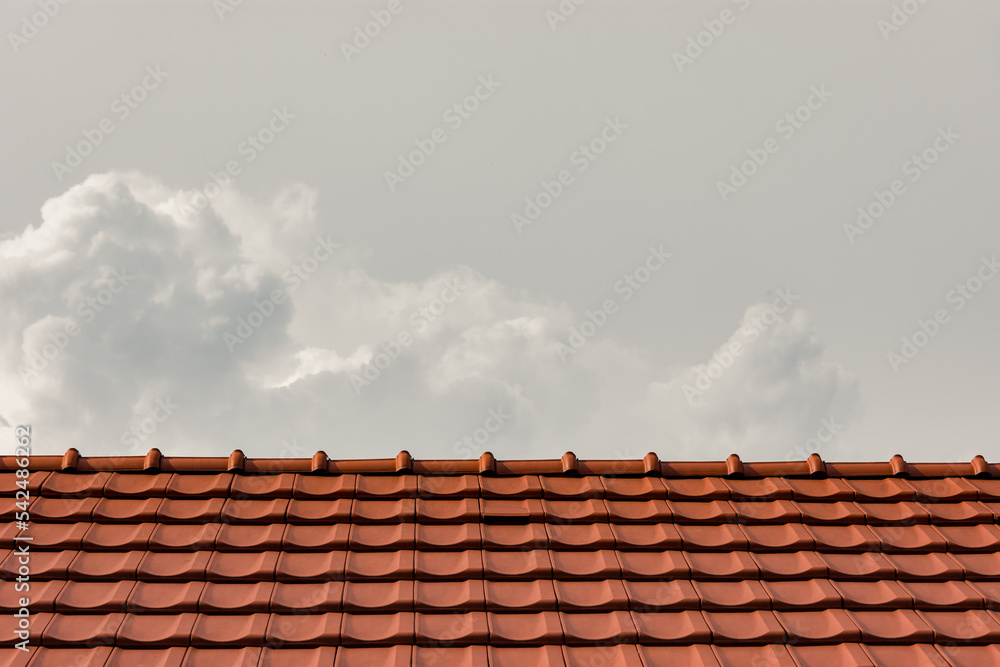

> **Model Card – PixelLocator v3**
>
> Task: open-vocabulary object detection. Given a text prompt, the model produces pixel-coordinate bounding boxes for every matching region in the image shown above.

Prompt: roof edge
[1,449,994,478]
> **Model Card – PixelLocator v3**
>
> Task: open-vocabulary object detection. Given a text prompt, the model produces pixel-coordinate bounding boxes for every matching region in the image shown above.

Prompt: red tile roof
[3,450,1000,665]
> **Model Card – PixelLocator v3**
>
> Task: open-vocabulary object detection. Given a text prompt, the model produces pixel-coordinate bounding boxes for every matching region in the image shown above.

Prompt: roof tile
[553,580,629,610]
[230,473,295,498]
[216,523,285,551]
[605,499,670,523]
[482,549,551,579]
[847,610,933,642]
[41,612,123,645]
[69,550,144,579]
[199,582,273,612]
[821,552,894,580]
[547,522,617,549]
[563,645,644,667]
[0,579,62,612]
[39,471,110,497]
[205,551,279,581]
[731,499,800,524]
[354,475,417,499]
[703,611,785,644]
[266,612,342,646]
[416,611,489,644]
[414,580,485,611]
[806,524,880,551]
[93,497,162,522]
[127,582,204,612]
[105,647,187,667]
[795,501,864,524]
[22,647,110,667]
[684,551,758,580]
[885,552,962,580]
[549,549,620,578]
[164,473,232,498]
[259,647,338,667]
[53,580,133,612]
[561,610,637,644]
[276,550,347,582]
[416,523,480,550]
[342,580,413,612]
[82,522,154,550]
[919,609,1000,642]
[149,523,220,551]
[695,581,770,609]
[156,498,226,523]
[631,610,711,643]
[739,524,813,551]
[340,612,414,645]
[637,645,720,666]
[861,644,950,666]
[723,478,792,501]
[349,523,415,550]
[762,579,840,609]
[485,579,557,611]
[333,646,410,666]
[610,522,680,550]
[190,613,269,646]
[788,644,874,667]
[782,478,854,501]
[415,550,482,579]
[488,612,562,645]
[601,477,667,500]
[416,498,478,523]
[712,645,797,667]
[487,646,563,667]
[662,478,730,500]
[352,499,415,523]
[776,610,861,642]
[952,552,1000,578]
[290,474,356,499]
[27,497,97,522]
[668,500,735,523]
[179,647,261,667]
[221,498,288,523]
[270,581,343,612]
[833,579,910,609]
[540,476,604,499]
[751,551,827,580]
[285,499,352,524]
[282,523,350,551]
[344,549,413,580]
[481,522,547,549]
[935,644,1000,667]
[117,613,197,646]
[845,478,916,502]
[416,474,479,498]
[480,476,543,499]
[625,579,699,610]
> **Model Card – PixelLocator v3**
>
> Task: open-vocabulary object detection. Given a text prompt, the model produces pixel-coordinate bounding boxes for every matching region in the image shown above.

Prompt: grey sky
[2,0,998,461]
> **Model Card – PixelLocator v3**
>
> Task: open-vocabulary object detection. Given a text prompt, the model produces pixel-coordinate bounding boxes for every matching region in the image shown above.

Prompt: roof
[3,450,1000,666]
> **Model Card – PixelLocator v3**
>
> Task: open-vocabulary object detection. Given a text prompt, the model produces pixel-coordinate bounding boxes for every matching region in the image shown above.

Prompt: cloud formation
[0,173,859,460]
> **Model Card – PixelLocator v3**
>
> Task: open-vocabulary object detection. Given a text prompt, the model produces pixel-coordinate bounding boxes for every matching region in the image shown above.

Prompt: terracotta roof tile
[485,579,557,611]
[625,579,699,610]
[638,645,720,666]
[416,611,489,644]
[127,582,204,612]
[105,647,187,667]
[290,474,355,499]
[259,647,338,666]
[270,581,343,612]
[136,551,212,581]
[414,580,485,611]
[342,580,412,611]
[415,522,480,550]
[41,612,123,645]
[9,453,1000,659]
[149,523,220,551]
[861,644,950,666]
[276,550,347,581]
[340,612,414,645]
[788,644,874,667]
[53,580,133,612]
[266,612,342,646]
[631,610,711,643]
[487,646,562,667]
[117,613,197,646]
[553,579,629,610]
[488,612,562,644]
[601,477,667,500]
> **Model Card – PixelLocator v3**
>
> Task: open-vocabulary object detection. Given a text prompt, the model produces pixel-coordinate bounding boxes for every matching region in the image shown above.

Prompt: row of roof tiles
[7,522,1000,553]
[7,470,1000,501]
[5,449,996,479]
[4,642,995,667]
[10,610,1000,646]
[5,549,1000,581]
[9,578,1000,613]
[9,496,1000,525]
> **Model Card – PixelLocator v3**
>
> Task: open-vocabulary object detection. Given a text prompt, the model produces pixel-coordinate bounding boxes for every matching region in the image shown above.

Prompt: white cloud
[0,172,859,460]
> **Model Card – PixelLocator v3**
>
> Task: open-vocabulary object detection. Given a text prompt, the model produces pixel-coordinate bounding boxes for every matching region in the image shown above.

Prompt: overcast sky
[2,0,998,462]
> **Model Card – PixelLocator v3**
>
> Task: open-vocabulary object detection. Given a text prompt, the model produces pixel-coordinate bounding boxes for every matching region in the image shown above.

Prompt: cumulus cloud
[0,172,859,460]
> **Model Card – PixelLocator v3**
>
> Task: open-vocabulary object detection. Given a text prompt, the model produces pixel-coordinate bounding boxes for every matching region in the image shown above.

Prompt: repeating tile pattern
[3,453,1000,665]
